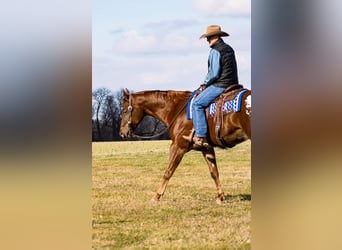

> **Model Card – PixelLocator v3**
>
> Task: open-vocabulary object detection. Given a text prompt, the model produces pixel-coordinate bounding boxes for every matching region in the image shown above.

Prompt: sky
[92,0,251,92]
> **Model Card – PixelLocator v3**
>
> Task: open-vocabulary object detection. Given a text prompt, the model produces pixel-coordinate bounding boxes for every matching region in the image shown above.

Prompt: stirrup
[182,128,195,142]
[193,136,212,149]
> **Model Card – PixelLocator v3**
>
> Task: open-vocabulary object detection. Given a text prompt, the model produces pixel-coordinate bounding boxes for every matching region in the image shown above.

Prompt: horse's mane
[134,90,192,101]
[134,90,190,94]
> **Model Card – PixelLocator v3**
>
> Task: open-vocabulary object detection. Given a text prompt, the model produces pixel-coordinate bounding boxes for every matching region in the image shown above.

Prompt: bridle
[124,92,187,139]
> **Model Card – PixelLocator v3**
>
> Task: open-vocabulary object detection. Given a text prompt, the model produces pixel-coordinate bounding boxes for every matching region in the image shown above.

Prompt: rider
[192,25,239,148]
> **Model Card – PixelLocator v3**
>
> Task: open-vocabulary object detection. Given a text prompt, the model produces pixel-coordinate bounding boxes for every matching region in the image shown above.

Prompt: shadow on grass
[224,194,251,201]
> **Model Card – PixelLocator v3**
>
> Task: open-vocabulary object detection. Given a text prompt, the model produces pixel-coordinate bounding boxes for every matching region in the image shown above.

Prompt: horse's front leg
[202,148,224,204]
[152,143,186,201]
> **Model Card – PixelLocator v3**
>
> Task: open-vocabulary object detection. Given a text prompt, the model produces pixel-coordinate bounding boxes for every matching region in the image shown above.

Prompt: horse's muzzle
[119,128,132,139]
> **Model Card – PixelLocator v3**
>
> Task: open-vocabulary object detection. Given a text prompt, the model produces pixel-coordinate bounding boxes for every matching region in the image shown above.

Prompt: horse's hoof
[216,199,223,205]
[151,196,159,202]
[151,193,161,202]
[216,194,224,204]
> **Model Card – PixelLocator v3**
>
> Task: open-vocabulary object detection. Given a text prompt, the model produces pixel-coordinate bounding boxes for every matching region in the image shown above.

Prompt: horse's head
[119,88,145,139]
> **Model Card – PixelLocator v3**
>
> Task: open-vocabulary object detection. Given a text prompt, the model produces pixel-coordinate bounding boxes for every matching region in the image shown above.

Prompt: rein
[126,92,187,139]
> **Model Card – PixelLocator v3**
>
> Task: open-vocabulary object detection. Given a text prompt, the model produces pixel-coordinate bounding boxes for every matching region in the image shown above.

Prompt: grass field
[92,140,251,249]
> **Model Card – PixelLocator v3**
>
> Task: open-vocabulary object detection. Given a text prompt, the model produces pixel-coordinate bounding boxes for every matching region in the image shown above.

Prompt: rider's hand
[199,84,206,91]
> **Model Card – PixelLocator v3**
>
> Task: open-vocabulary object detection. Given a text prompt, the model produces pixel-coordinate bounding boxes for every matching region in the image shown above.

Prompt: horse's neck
[141,91,187,126]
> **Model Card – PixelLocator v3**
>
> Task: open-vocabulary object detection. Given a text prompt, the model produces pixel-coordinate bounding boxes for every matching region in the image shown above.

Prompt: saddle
[211,84,247,147]
[207,84,246,117]
[187,84,246,119]
[186,84,247,148]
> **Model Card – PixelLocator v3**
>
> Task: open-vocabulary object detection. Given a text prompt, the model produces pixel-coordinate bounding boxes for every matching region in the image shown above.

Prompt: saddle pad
[208,89,247,116]
[187,89,247,120]
[186,90,197,120]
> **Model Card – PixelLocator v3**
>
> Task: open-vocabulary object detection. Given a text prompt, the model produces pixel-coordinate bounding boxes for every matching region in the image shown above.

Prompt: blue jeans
[192,85,225,138]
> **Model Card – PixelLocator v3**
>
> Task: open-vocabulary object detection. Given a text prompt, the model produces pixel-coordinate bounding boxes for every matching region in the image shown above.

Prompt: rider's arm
[203,49,221,86]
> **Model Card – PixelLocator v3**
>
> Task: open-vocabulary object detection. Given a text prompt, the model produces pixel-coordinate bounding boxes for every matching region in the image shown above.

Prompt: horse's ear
[123,88,130,96]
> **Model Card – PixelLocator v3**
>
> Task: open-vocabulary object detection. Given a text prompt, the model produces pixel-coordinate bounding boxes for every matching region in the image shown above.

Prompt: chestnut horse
[119,87,251,204]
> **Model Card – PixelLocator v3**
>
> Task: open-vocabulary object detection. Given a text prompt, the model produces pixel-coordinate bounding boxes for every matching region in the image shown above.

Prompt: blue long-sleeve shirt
[203,49,221,86]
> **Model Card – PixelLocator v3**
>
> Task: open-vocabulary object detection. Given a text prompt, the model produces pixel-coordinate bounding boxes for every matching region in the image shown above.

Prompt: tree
[92,87,169,141]
[92,87,111,140]
[102,89,124,140]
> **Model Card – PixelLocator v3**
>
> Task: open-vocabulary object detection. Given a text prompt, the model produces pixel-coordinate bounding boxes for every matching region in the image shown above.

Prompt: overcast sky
[92,0,251,92]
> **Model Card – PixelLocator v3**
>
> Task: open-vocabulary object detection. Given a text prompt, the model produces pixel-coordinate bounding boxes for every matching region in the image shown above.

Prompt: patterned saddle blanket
[187,88,247,120]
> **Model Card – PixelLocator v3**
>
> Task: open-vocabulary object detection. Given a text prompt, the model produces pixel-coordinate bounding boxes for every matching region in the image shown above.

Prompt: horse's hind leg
[152,143,186,201]
[202,148,224,204]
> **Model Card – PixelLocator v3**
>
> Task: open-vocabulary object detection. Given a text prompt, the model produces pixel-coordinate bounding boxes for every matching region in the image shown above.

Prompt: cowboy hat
[199,25,229,39]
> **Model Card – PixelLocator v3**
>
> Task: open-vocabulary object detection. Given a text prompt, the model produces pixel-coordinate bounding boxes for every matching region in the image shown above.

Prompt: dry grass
[92,140,251,249]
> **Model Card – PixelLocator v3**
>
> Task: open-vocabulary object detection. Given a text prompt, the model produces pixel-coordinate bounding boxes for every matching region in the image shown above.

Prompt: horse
[119,86,251,204]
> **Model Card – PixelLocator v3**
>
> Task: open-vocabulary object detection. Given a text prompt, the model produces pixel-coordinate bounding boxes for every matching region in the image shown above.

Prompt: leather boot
[193,136,212,149]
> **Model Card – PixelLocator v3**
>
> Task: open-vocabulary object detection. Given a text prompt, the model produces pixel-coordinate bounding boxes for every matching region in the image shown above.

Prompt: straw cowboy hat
[199,25,229,39]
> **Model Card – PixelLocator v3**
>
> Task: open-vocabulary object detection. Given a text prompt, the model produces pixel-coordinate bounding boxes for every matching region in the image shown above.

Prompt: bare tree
[101,89,124,140]
[92,87,111,140]
[92,87,169,141]
[112,89,124,139]
[93,88,124,141]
